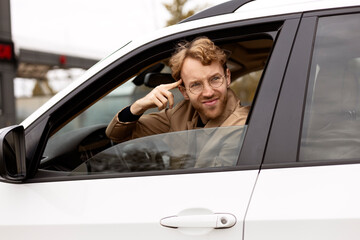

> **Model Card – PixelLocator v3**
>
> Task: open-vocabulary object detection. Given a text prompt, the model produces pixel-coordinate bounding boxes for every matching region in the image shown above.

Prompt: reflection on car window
[300,13,360,161]
[71,125,247,175]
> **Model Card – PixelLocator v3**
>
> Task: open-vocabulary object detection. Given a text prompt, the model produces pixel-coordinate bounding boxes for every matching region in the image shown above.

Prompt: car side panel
[0,171,258,240]
[244,164,360,240]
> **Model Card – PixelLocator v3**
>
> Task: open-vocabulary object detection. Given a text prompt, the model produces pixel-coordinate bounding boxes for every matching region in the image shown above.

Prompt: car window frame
[262,6,360,169]
[22,14,302,183]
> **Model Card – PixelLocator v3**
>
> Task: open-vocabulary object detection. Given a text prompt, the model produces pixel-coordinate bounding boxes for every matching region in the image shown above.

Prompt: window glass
[300,13,360,161]
[71,125,247,175]
[40,36,273,173]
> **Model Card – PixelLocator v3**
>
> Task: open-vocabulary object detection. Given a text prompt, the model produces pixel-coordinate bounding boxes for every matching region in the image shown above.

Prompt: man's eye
[210,76,221,82]
[190,82,202,88]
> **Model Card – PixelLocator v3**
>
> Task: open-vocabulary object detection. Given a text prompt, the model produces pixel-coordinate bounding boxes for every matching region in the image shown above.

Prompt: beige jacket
[106,89,249,143]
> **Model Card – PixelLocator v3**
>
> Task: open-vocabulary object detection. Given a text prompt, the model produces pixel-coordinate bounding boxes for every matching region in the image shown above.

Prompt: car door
[245,7,360,240]
[0,16,299,239]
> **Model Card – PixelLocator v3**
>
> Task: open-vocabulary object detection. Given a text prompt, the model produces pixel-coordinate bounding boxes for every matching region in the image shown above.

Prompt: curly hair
[169,37,227,81]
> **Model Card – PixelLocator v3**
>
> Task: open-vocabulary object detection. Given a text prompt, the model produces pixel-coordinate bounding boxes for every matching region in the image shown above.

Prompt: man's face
[179,57,231,123]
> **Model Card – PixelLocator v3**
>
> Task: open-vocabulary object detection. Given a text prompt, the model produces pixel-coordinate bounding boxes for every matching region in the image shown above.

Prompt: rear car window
[300,13,360,161]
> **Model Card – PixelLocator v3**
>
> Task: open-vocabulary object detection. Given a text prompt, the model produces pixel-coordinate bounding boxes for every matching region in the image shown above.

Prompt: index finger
[163,79,183,90]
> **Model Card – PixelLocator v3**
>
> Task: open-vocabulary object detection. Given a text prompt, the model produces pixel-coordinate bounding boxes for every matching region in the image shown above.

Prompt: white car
[1,0,360,239]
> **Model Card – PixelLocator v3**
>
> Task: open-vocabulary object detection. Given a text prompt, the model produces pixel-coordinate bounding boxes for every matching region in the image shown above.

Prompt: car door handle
[160,213,236,229]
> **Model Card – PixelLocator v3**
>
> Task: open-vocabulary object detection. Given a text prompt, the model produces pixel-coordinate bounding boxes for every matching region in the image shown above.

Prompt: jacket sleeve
[105,108,172,143]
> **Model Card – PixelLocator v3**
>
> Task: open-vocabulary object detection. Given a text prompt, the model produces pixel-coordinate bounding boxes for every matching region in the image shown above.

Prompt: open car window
[39,35,274,174]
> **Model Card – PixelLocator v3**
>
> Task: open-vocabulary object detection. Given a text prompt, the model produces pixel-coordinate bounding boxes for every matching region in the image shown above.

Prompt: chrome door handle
[160,213,236,229]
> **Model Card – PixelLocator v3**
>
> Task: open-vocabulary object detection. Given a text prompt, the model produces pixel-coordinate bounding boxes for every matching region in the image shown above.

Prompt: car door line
[160,213,236,229]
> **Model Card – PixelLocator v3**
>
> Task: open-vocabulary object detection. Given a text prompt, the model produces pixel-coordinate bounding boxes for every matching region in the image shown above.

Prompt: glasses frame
[181,74,227,95]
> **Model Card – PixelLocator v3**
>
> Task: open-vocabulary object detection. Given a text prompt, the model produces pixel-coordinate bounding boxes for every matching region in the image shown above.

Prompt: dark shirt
[118,106,142,122]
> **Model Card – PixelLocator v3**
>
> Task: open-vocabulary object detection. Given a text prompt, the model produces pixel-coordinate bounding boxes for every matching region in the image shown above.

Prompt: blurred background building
[0,0,99,127]
[0,0,16,126]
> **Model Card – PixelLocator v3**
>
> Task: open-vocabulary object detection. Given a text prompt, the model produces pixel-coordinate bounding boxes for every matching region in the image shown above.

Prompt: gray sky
[10,0,227,59]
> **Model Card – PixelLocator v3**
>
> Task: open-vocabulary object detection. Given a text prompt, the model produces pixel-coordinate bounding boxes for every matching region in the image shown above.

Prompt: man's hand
[130,80,182,115]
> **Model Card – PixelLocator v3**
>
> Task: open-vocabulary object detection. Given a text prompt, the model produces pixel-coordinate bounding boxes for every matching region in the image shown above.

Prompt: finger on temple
[165,79,182,90]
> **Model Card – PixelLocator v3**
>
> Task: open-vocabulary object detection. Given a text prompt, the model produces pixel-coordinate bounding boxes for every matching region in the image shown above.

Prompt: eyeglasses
[182,74,226,95]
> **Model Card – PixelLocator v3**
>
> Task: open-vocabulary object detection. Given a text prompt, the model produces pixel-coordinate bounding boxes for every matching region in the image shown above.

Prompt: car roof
[182,0,359,24]
[181,0,253,23]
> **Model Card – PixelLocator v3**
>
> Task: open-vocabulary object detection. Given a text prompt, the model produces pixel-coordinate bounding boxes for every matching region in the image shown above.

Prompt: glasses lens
[189,82,203,94]
[210,75,224,88]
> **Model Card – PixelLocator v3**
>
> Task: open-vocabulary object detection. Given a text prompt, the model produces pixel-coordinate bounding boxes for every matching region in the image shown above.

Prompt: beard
[192,90,228,122]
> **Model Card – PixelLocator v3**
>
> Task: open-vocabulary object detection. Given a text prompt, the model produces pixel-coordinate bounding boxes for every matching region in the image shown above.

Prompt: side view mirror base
[0,125,27,182]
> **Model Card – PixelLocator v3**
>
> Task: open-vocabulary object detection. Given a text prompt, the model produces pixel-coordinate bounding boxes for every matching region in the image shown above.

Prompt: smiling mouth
[203,99,218,106]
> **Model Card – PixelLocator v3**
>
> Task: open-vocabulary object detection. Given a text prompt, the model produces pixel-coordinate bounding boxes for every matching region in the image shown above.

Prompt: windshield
[71,125,247,175]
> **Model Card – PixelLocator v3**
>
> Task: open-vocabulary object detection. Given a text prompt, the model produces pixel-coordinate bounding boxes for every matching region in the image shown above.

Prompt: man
[106,37,249,143]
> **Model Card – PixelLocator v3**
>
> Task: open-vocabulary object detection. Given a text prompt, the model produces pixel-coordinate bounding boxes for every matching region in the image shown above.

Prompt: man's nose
[202,82,215,96]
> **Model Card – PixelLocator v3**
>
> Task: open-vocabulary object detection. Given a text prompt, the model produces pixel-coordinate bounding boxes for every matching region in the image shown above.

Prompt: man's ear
[179,85,190,100]
[226,68,231,87]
